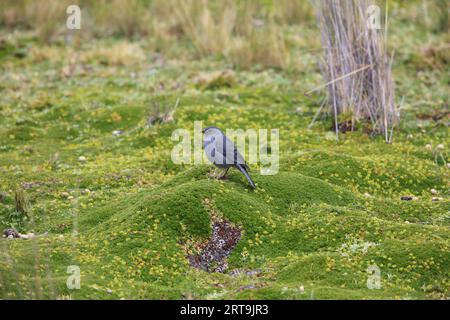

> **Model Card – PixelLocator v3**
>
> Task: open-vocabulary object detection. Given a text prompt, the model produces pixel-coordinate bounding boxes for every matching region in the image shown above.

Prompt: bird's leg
[207,168,218,179]
[218,167,229,180]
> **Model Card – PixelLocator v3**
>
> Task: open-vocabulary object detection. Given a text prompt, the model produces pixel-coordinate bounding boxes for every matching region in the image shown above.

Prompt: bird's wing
[214,133,246,166]
[204,136,226,165]
[208,133,229,165]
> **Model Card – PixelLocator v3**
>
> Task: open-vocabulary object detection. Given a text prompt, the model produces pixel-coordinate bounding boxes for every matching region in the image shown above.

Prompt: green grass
[0,9,449,299]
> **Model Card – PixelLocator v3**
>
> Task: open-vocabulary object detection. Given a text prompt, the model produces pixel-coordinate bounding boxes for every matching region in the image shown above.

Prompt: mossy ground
[0,16,449,299]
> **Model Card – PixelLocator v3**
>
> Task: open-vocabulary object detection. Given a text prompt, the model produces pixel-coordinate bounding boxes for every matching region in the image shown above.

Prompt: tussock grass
[88,0,151,38]
[171,0,292,69]
[314,0,398,142]
[82,41,146,66]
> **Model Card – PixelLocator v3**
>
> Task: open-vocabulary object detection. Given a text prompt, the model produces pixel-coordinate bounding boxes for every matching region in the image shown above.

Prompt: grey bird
[203,126,256,189]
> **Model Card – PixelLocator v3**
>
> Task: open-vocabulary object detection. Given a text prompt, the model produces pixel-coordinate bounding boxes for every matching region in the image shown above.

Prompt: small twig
[304,64,372,96]
[173,97,180,112]
[308,97,327,129]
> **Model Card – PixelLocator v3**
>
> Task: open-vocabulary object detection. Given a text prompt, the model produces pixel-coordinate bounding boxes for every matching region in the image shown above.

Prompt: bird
[203,126,256,189]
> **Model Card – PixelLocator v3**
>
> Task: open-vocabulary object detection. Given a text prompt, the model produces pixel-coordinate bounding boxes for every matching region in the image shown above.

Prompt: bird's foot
[218,168,229,180]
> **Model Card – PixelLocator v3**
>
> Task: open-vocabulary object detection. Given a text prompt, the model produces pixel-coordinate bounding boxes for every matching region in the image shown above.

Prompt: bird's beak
[202,129,206,133]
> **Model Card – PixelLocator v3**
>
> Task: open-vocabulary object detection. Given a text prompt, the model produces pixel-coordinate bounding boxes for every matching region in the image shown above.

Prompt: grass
[0,1,449,300]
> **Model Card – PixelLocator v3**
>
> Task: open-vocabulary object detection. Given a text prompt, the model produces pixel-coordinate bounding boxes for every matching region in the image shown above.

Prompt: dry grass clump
[0,0,149,42]
[227,18,290,70]
[30,40,147,67]
[195,70,237,90]
[146,98,179,127]
[171,0,293,69]
[29,46,67,63]
[412,42,450,71]
[81,41,146,66]
[272,0,314,25]
[0,0,74,43]
[28,0,71,43]
[88,0,151,38]
[172,0,237,56]
[314,0,398,142]
[0,0,28,28]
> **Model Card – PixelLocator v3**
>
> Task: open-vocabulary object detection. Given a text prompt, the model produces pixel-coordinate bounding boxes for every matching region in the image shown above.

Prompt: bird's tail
[237,164,256,189]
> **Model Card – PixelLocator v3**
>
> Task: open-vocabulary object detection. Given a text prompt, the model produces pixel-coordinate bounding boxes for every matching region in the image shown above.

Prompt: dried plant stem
[305,64,372,96]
